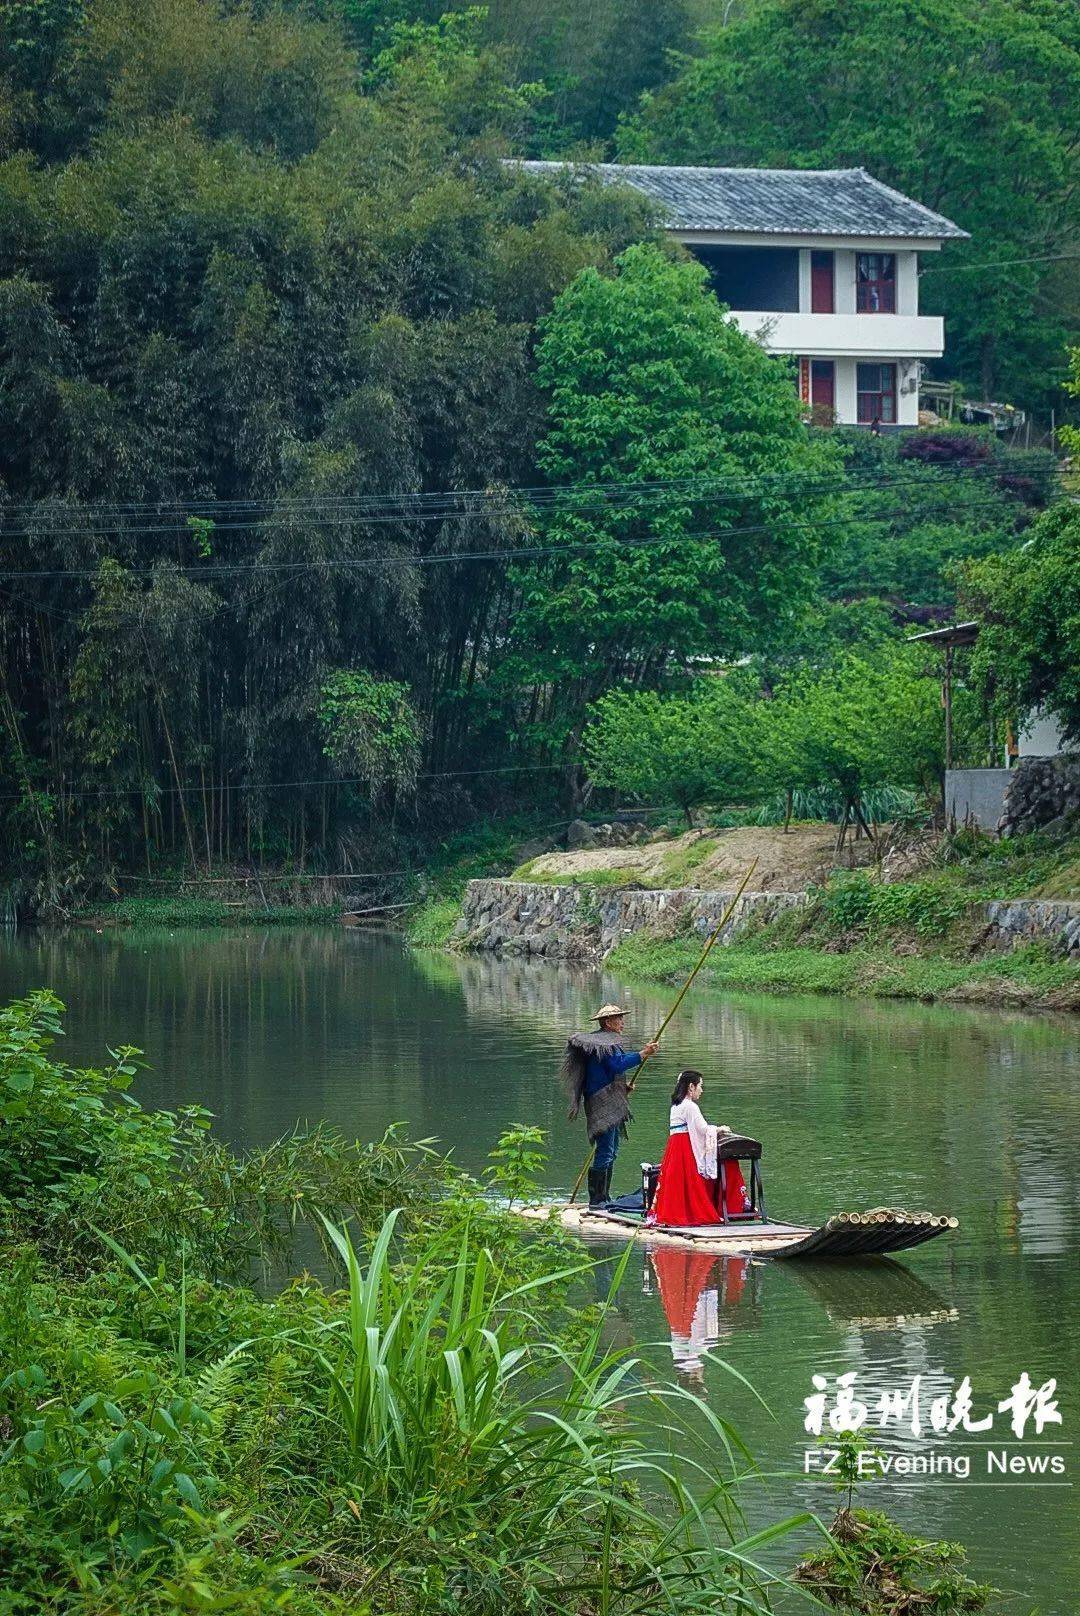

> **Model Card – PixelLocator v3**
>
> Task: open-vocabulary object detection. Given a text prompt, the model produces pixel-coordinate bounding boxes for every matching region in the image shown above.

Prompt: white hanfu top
[669,1098,720,1181]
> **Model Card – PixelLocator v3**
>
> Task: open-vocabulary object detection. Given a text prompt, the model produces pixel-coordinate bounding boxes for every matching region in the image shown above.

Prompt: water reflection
[786,1260,958,1332]
[647,1250,759,1383]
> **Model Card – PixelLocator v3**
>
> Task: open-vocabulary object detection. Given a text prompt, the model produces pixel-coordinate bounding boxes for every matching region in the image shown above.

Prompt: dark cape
[561,1030,633,1143]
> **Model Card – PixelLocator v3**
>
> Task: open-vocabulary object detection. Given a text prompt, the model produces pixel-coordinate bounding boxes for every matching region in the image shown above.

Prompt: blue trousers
[592,1125,621,1172]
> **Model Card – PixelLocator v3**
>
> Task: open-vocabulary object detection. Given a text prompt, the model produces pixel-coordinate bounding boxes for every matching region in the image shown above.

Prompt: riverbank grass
[610,849,1080,1009]
[83,894,341,928]
[406,816,565,947]
[610,928,1079,1009]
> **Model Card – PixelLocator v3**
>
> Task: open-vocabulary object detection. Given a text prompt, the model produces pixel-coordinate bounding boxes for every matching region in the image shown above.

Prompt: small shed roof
[906,621,980,648]
[509,162,969,241]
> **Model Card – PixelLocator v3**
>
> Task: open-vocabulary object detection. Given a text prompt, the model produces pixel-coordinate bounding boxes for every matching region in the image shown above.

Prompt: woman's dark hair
[671,1069,704,1105]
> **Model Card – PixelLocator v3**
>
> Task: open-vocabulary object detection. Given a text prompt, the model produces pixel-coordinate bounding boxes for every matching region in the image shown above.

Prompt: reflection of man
[562,1004,659,1208]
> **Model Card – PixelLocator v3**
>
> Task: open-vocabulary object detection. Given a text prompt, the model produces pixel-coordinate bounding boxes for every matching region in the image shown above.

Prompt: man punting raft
[563,864,762,1212]
[551,862,957,1259]
[562,1003,658,1208]
[562,1008,754,1221]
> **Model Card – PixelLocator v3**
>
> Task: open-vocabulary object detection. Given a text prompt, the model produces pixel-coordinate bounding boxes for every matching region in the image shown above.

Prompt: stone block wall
[455,879,806,959]
[456,880,1080,961]
[999,753,1080,838]
[984,898,1080,957]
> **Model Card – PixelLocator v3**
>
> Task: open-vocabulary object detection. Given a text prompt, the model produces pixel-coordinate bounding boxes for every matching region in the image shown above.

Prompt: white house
[514,163,968,428]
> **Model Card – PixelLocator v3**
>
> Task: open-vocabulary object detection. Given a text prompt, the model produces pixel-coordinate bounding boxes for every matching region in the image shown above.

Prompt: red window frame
[856,252,896,313]
[856,363,896,424]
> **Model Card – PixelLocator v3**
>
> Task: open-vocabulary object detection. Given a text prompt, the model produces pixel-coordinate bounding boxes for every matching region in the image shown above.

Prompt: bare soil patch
[518,823,880,893]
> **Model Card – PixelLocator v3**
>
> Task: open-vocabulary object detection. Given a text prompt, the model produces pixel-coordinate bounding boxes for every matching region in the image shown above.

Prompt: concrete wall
[896,250,920,316]
[1017,708,1066,759]
[834,358,857,425]
[835,248,856,313]
[946,768,1011,832]
[727,310,944,359]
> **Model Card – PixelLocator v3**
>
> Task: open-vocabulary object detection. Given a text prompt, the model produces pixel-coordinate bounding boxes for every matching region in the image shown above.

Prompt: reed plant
[296,1208,814,1615]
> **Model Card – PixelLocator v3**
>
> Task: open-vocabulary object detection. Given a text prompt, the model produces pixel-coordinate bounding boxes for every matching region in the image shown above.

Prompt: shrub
[898,432,991,466]
[407,894,461,947]
[820,875,968,938]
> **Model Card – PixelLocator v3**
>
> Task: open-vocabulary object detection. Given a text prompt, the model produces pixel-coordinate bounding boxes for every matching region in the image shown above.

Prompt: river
[1,924,1076,1612]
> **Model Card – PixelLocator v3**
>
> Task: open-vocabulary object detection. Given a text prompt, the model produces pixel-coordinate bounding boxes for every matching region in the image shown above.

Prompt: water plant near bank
[794,1435,996,1613]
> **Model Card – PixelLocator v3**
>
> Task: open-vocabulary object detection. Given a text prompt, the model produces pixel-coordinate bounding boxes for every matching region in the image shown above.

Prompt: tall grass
[753,786,919,827]
[305,1209,815,1615]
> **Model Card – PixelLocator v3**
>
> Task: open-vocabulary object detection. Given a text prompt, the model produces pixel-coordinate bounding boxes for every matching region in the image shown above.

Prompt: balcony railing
[727,311,944,359]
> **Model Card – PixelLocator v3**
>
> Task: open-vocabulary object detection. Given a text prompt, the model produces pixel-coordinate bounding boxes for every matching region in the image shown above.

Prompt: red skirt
[650,1132,750,1228]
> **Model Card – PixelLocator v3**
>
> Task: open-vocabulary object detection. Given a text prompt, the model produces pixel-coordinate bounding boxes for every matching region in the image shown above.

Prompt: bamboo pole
[567,860,759,1208]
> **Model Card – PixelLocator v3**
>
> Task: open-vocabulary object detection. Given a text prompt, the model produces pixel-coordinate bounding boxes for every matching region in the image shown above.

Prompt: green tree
[760,648,949,833]
[820,432,1054,610]
[1061,344,1080,458]
[0,0,653,890]
[319,669,422,802]
[958,502,1080,743]
[582,674,761,825]
[620,0,1080,410]
[509,242,843,752]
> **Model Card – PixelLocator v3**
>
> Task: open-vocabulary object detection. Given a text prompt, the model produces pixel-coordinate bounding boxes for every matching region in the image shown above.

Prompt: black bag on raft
[604,1188,646,1214]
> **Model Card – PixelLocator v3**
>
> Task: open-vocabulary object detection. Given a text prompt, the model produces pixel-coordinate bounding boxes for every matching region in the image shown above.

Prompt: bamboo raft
[547,867,958,1265]
[519,1203,958,1260]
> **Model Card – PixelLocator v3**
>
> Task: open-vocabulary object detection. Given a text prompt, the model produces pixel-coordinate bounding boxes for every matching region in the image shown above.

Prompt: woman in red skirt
[649,1069,751,1227]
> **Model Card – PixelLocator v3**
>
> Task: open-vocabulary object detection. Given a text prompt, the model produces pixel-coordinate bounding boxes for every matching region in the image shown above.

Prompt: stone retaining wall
[999,753,1080,838]
[457,880,1080,961]
[456,879,806,958]
[984,898,1080,957]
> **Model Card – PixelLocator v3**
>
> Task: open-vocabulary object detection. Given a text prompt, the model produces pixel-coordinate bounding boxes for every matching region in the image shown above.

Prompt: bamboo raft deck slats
[517,1203,958,1260]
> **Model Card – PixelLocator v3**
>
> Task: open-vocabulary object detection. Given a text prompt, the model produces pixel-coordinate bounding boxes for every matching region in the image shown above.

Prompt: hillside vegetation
[0,0,1076,914]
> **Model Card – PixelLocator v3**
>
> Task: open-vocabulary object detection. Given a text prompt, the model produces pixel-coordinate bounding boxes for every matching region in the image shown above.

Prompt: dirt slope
[516,823,878,893]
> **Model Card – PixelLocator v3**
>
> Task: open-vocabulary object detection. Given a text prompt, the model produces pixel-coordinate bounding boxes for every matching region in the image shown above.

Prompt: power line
[920,251,1080,276]
[0,761,574,803]
[0,460,1056,547]
[2,455,1049,514]
[0,491,1035,584]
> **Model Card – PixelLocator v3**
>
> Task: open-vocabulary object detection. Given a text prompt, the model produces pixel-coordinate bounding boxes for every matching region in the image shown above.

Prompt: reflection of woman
[649,1069,751,1227]
[649,1249,749,1382]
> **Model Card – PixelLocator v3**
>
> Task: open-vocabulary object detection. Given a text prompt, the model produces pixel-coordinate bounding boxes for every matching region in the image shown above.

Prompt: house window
[856,253,896,312]
[857,363,896,424]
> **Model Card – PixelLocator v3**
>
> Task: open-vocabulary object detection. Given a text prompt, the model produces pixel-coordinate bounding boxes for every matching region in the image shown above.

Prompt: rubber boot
[601,1167,614,1206]
[587,1167,607,1208]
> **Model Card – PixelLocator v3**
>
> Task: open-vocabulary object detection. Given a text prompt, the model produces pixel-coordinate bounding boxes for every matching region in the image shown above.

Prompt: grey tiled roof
[510,162,968,240]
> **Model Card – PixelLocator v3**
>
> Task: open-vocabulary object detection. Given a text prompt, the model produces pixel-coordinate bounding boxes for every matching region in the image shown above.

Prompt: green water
[1,925,1076,1612]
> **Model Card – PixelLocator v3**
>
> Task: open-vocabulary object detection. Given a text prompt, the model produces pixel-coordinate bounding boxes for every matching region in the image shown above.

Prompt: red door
[810,251,834,313]
[811,359,835,412]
